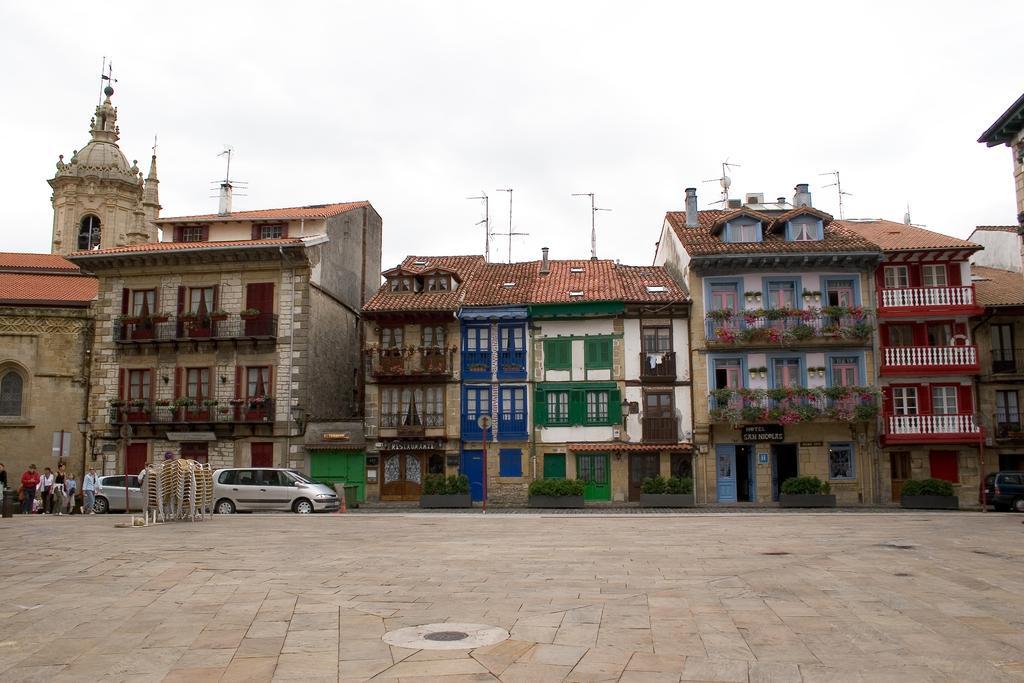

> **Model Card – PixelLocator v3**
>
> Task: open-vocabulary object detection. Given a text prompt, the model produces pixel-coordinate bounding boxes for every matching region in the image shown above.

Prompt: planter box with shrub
[779,476,836,508]
[639,475,695,507]
[528,479,585,508]
[420,474,473,508]
[900,478,958,510]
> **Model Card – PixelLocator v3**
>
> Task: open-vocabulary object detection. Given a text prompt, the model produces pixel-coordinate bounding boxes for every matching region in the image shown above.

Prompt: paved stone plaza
[1,512,1023,682]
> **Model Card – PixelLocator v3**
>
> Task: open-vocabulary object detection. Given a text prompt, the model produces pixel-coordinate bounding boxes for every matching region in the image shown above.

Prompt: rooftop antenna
[702,160,740,206]
[466,192,491,262]
[98,57,118,104]
[494,188,528,263]
[820,170,852,219]
[904,203,912,225]
[571,192,611,260]
[210,145,247,215]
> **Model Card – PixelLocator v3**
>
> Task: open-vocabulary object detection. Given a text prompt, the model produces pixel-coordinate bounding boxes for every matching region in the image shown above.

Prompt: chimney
[793,183,812,208]
[218,181,233,216]
[684,187,698,227]
[540,247,550,274]
[777,197,787,207]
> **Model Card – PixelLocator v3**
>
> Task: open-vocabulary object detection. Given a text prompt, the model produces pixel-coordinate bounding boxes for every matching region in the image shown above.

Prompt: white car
[93,475,145,513]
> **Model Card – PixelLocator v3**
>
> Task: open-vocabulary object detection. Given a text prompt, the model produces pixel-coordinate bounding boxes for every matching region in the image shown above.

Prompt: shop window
[828,443,855,480]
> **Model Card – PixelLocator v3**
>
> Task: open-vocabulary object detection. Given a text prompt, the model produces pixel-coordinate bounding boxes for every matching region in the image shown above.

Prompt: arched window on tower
[0,370,23,416]
[78,214,101,250]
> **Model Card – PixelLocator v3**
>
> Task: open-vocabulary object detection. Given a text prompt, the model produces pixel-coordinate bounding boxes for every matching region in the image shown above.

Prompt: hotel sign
[741,425,784,443]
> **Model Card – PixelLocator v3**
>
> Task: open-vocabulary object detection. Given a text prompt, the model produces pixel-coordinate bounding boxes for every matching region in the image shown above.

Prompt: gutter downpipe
[280,246,299,468]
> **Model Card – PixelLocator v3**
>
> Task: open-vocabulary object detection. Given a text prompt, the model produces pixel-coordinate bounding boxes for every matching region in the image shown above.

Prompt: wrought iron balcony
[880,345,979,375]
[639,351,676,381]
[988,349,1024,376]
[114,314,278,344]
[366,347,456,380]
[994,414,1024,440]
[107,399,275,425]
[705,308,872,347]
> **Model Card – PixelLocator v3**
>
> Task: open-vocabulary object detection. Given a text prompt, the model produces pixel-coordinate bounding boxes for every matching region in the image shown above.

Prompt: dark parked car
[984,471,1024,512]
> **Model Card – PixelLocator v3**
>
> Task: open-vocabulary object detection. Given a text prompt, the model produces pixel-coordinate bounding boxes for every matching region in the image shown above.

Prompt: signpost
[477,415,492,514]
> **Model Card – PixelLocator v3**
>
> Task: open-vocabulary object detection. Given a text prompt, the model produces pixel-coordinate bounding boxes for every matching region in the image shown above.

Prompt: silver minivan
[94,475,145,513]
[213,468,340,514]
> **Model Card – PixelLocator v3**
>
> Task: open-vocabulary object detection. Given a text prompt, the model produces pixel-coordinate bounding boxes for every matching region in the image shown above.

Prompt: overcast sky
[2,1,1022,269]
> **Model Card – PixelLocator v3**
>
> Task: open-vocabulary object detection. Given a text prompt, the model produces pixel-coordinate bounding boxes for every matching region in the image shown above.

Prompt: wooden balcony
[367,347,456,381]
[876,285,983,317]
[882,413,981,445]
[880,345,979,375]
[639,351,677,382]
[642,416,678,442]
[114,314,278,346]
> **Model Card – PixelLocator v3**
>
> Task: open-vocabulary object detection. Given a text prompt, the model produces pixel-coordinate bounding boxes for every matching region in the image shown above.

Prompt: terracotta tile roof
[838,219,981,252]
[973,225,1019,233]
[68,238,305,258]
[666,210,879,256]
[972,265,1024,306]
[363,255,486,313]
[154,201,370,224]
[0,252,80,272]
[0,272,97,306]
[365,255,687,313]
[615,265,688,303]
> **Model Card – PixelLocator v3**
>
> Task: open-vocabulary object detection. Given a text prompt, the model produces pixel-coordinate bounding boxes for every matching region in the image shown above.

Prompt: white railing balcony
[881,345,979,373]
[885,413,981,442]
[878,285,976,310]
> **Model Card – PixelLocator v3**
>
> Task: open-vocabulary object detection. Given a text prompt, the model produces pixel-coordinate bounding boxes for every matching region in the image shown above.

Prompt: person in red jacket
[20,464,40,514]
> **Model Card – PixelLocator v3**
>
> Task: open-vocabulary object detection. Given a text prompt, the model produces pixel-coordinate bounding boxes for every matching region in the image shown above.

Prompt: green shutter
[608,387,621,426]
[534,387,548,425]
[569,388,585,425]
[543,453,566,479]
[544,339,571,370]
[584,337,612,369]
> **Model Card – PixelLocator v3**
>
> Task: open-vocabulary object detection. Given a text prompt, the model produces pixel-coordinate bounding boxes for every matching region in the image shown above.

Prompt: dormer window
[389,276,414,293]
[787,219,822,242]
[723,219,762,243]
[426,275,450,292]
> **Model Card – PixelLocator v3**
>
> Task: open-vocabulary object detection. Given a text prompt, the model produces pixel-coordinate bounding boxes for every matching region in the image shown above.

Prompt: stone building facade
[68,202,381,478]
[978,91,1024,263]
[0,254,96,480]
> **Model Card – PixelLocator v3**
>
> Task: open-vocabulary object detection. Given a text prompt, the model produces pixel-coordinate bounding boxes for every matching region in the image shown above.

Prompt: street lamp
[290,404,307,435]
[620,398,631,429]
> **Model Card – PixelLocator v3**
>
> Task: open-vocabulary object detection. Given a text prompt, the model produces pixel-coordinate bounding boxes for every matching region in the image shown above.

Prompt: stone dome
[71,139,133,175]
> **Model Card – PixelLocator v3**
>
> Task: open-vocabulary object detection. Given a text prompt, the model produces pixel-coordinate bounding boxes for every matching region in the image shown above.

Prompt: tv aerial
[703,160,741,206]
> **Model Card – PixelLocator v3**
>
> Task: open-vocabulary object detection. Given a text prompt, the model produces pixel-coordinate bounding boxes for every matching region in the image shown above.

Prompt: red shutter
[948,263,962,286]
[176,286,186,314]
[148,368,156,400]
[929,451,959,483]
[201,225,210,241]
[908,264,921,287]
[121,289,130,315]
[875,267,886,290]
[174,367,183,400]
[251,224,260,240]
[212,285,219,312]
[879,324,889,346]
[918,384,932,414]
[209,365,216,401]
[957,385,972,414]
[912,323,927,346]
[266,366,274,399]
[881,386,893,415]
[235,366,243,399]
[280,223,289,238]
[173,226,183,242]
[118,368,126,399]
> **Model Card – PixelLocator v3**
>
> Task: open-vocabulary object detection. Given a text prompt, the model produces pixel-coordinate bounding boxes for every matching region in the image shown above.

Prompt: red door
[928,451,959,483]
[125,442,148,475]
[251,442,274,468]
[245,283,275,335]
[181,443,209,464]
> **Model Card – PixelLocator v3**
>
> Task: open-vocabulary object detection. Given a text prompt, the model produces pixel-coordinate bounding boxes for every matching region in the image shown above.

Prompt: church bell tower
[48,77,160,256]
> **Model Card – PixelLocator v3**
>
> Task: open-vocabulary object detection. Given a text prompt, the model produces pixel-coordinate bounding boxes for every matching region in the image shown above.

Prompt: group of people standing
[1,462,99,515]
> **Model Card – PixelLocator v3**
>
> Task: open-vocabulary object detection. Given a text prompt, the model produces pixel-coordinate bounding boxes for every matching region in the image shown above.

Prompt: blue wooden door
[461,450,484,501]
[716,445,737,502]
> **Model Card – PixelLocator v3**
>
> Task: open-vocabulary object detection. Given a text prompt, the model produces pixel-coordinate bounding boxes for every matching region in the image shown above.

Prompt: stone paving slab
[0,512,1023,682]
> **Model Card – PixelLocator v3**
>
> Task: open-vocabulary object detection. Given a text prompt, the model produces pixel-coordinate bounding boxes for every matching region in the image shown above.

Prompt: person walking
[82,467,98,514]
[39,467,55,514]
[53,465,67,515]
[64,471,77,514]
[0,462,8,490]
[20,464,40,514]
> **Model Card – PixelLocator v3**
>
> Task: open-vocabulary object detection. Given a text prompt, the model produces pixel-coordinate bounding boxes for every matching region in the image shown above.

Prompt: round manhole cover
[383,622,509,651]
[424,631,469,642]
